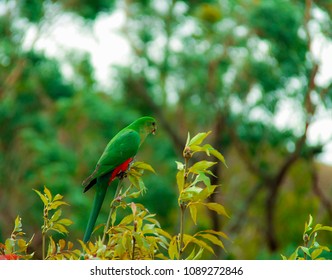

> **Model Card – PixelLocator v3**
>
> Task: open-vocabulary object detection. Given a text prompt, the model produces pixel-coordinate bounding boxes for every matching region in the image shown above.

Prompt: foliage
[33,186,74,259]
[282,215,332,260]
[0,132,230,260]
[0,216,34,260]
[173,131,228,259]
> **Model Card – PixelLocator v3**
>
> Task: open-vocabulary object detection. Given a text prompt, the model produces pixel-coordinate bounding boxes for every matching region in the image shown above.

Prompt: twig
[178,156,190,258]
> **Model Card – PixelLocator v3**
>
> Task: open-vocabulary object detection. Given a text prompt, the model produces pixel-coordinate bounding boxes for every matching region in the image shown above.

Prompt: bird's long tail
[83,179,108,243]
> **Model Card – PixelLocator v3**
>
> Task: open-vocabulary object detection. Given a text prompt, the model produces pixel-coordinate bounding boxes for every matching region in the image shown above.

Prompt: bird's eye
[152,122,156,126]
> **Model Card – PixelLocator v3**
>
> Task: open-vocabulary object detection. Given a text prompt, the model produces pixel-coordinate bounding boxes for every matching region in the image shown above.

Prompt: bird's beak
[152,125,157,135]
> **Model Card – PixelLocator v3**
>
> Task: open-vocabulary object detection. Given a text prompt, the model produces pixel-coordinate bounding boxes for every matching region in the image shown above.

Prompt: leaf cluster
[81,202,169,260]
[174,131,229,259]
[282,215,332,260]
[0,216,34,260]
[0,133,230,260]
[34,186,73,236]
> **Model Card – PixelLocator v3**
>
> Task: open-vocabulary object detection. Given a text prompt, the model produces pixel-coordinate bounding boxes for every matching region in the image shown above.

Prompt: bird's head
[144,116,157,135]
[130,116,157,139]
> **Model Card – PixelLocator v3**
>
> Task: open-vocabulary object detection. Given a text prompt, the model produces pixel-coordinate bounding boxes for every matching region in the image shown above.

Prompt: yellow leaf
[210,149,228,167]
[197,233,225,251]
[50,209,62,222]
[67,241,74,250]
[49,201,69,210]
[183,234,215,255]
[168,236,179,260]
[132,162,156,173]
[58,239,66,251]
[53,194,63,201]
[311,248,323,260]
[155,228,172,240]
[44,186,52,202]
[204,202,230,218]
[189,204,197,225]
[52,223,69,234]
[57,218,73,226]
[17,239,27,252]
[176,169,184,193]
[201,229,229,240]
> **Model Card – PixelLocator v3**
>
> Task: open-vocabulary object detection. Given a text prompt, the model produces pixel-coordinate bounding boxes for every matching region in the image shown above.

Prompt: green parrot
[82,116,156,242]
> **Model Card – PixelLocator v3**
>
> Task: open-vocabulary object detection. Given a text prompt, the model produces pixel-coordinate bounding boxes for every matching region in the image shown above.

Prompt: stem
[132,221,137,260]
[178,156,190,258]
[102,179,124,244]
[42,205,48,260]
[42,233,45,260]
[303,233,309,260]
[178,202,186,258]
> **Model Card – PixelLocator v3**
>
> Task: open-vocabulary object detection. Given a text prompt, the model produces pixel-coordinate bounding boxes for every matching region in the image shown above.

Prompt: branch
[310,163,332,218]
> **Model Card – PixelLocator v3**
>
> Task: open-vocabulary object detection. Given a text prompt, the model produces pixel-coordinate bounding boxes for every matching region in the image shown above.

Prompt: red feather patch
[109,158,133,184]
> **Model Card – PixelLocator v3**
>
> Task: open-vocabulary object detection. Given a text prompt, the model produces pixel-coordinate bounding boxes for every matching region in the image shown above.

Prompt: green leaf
[5,239,14,253]
[311,248,323,260]
[33,189,48,206]
[192,172,211,187]
[300,246,311,257]
[305,214,313,234]
[189,131,211,146]
[314,225,332,233]
[288,247,299,260]
[197,184,219,200]
[185,132,190,147]
[189,204,197,224]
[190,143,227,167]
[204,202,230,218]
[189,160,217,174]
[181,186,202,201]
[50,209,62,222]
[193,247,204,260]
[210,148,228,168]
[185,248,197,260]
[13,216,23,233]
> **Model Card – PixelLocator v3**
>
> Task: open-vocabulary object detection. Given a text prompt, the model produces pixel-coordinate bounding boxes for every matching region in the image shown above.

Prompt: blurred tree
[114,0,332,255]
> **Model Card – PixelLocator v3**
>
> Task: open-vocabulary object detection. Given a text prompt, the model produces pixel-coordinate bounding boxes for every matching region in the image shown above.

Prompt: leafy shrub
[0,131,229,260]
[282,215,332,260]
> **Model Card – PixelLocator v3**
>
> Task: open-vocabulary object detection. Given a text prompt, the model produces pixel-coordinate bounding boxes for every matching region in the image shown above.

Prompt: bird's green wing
[82,128,140,189]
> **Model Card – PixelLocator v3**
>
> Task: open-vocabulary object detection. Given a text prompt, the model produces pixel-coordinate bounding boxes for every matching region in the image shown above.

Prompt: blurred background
[0,0,332,259]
